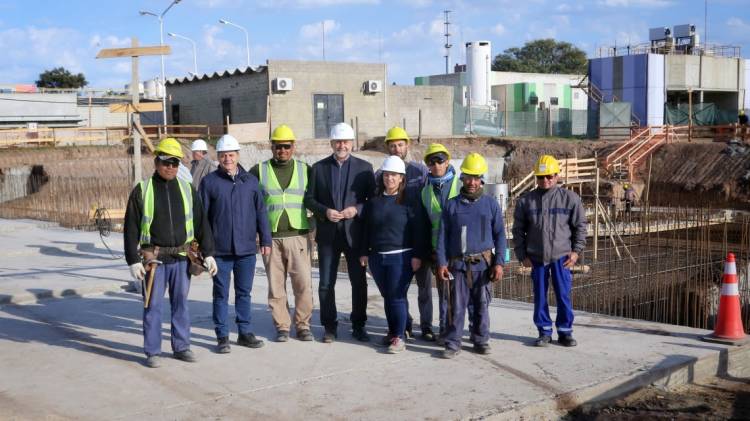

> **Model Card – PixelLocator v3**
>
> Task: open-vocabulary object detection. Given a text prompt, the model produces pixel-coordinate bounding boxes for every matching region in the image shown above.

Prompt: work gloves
[204,256,218,277]
[129,262,146,281]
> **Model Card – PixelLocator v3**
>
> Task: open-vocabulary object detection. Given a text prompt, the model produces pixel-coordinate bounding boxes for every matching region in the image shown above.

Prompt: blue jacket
[200,166,272,257]
[436,193,506,271]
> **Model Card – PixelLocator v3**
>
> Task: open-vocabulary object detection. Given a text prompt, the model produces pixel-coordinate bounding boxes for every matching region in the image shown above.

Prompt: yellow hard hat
[385,126,409,143]
[271,124,296,142]
[424,143,451,164]
[534,155,560,176]
[460,152,488,176]
[741,110,746,116]
[154,137,184,159]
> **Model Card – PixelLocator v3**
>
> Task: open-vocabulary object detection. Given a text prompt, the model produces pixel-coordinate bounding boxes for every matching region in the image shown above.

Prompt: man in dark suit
[305,122,375,343]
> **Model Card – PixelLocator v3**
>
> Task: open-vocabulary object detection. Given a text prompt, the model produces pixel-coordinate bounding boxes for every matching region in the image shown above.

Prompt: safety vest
[421,175,460,248]
[258,159,309,232]
[138,177,194,252]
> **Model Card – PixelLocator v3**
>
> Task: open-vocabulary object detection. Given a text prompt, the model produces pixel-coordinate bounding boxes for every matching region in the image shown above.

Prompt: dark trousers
[369,251,414,339]
[143,260,191,356]
[532,256,574,336]
[213,254,257,339]
[444,268,491,351]
[407,262,435,333]
[317,232,368,332]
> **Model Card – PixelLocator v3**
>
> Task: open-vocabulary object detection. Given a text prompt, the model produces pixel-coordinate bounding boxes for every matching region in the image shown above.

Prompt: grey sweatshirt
[190,157,217,191]
[512,186,586,265]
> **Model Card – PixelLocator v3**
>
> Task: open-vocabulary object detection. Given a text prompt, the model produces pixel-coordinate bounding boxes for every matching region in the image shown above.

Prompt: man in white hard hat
[199,134,273,354]
[189,139,217,190]
[305,122,375,343]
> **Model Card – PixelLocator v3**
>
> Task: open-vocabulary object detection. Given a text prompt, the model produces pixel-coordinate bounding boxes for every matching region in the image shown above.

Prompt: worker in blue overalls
[436,152,506,359]
[512,155,586,347]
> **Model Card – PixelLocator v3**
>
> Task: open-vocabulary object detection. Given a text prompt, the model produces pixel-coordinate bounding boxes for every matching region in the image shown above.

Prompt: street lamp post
[168,32,198,76]
[219,19,250,68]
[139,0,182,127]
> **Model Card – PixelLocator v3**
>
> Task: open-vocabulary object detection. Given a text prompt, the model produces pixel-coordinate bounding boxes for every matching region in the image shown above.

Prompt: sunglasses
[273,144,293,150]
[536,174,555,180]
[159,159,181,168]
[428,158,446,166]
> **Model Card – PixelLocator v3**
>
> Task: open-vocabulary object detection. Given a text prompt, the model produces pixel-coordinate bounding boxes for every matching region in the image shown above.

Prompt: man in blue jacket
[200,134,272,353]
[436,153,506,359]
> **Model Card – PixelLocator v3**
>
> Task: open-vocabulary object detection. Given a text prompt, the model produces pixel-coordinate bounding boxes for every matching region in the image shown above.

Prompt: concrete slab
[0,218,748,420]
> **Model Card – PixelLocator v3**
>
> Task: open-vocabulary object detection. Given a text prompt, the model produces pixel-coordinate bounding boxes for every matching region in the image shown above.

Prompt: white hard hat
[216,134,240,152]
[191,139,208,152]
[330,122,354,140]
[380,155,406,174]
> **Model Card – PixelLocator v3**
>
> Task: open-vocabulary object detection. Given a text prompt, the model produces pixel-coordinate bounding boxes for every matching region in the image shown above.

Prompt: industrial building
[165,60,454,142]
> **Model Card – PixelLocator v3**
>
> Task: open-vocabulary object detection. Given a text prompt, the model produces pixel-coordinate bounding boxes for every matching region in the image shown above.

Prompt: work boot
[387,337,406,354]
[421,328,436,342]
[558,335,578,347]
[535,335,552,347]
[217,337,231,354]
[404,324,413,340]
[441,348,460,359]
[145,355,160,368]
[296,329,314,342]
[173,349,196,363]
[352,327,371,342]
[473,343,491,355]
[237,333,265,348]
[276,330,290,343]
[322,330,336,343]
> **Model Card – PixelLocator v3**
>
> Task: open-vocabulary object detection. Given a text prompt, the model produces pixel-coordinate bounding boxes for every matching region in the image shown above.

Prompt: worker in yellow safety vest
[250,125,315,342]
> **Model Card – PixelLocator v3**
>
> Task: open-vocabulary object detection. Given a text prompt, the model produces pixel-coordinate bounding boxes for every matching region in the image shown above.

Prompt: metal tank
[465,41,492,107]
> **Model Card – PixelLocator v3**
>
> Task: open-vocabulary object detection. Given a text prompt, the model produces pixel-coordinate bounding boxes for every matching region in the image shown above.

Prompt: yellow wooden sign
[96,45,171,59]
[109,102,163,113]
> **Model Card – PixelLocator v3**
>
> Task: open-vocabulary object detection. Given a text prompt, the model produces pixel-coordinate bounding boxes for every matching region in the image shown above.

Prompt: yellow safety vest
[139,177,194,253]
[258,159,310,232]
[421,176,460,249]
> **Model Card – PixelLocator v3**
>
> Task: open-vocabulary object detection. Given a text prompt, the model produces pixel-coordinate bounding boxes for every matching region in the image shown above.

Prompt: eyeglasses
[428,158,446,166]
[536,174,555,180]
[273,144,293,150]
[159,159,181,168]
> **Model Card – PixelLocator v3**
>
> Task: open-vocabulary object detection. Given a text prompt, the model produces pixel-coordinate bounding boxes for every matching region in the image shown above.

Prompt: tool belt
[449,249,494,288]
[140,241,206,276]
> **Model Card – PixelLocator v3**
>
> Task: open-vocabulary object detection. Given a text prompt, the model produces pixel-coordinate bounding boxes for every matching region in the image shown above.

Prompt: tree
[491,39,587,74]
[35,67,88,89]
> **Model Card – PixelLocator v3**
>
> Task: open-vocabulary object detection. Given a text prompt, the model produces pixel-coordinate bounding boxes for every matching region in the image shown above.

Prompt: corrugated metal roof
[166,66,267,85]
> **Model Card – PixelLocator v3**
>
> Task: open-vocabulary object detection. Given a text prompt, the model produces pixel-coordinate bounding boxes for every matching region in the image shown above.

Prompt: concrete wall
[744,59,750,110]
[166,69,268,127]
[387,86,453,138]
[228,122,270,143]
[267,60,387,141]
[76,105,128,128]
[0,93,81,126]
[666,55,741,91]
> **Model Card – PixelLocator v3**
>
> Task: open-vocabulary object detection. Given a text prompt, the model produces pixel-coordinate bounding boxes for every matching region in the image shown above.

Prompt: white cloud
[300,19,339,39]
[599,0,672,7]
[491,23,506,36]
[260,0,378,7]
[727,17,750,32]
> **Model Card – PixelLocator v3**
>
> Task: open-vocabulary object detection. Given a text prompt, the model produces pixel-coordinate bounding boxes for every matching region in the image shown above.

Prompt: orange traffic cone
[702,253,748,345]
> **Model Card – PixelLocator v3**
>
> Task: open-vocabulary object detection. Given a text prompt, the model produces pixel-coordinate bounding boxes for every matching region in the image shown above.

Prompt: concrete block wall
[76,105,127,128]
[666,55,741,91]
[267,60,387,141]
[387,86,453,138]
[166,69,268,127]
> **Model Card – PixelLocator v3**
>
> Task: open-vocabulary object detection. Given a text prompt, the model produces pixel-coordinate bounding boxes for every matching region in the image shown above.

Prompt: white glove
[204,256,218,277]
[129,263,146,281]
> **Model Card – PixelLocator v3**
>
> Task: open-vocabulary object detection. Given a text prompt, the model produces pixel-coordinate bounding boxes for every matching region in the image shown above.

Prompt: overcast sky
[1,0,747,88]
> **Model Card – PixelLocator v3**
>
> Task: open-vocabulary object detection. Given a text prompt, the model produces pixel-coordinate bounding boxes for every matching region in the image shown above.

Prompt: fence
[453,104,587,137]
[666,103,738,126]
[0,127,129,148]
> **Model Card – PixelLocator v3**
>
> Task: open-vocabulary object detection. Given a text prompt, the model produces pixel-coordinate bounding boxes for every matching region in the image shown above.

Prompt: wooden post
[131,38,142,186]
[225,115,230,134]
[52,127,56,148]
[402,117,406,131]
[688,88,693,142]
[355,116,359,151]
[418,108,423,143]
[88,94,92,127]
[594,166,600,261]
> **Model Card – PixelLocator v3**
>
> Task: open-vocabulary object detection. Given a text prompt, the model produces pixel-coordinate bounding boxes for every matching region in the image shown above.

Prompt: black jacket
[124,172,214,265]
[304,154,375,247]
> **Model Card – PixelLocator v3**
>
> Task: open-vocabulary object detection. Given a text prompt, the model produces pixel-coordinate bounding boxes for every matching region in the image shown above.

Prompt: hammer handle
[143,263,157,309]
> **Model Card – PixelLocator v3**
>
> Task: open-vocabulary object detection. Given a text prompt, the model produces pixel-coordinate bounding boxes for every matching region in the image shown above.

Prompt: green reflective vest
[421,175,460,249]
[138,177,194,253]
[258,159,309,232]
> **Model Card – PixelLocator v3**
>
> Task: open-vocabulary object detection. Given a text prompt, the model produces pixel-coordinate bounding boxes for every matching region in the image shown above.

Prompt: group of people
[124,122,586,368]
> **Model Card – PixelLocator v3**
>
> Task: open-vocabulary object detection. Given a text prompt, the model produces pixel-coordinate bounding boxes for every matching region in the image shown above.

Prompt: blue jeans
[317,233,368,332]
[444,268,491,351]
[143,260,191,356]
[369,251,414,339]
[213,254,257,339]
[532,256,574,336]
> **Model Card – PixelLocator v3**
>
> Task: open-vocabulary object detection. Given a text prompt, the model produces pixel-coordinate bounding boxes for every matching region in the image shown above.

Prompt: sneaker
[387,337,406,354]
[441,348,460,359]
[322,330,336,343]
[145,355,160,368]
[352,327,371,342]
[380,333,393,347]
[217,337,231,354]
[173,349,196,363]
[276,330,290,342]
[237,333,265,348]
[558,335,578,347]
[473,343,491,355]
[296,329,314,342]
[535,335,552,347]
[421,329,436,342]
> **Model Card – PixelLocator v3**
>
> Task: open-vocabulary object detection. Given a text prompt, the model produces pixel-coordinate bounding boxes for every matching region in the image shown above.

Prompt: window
[550,97,559,106]
[171,104,180,125]
[221,98,232,126]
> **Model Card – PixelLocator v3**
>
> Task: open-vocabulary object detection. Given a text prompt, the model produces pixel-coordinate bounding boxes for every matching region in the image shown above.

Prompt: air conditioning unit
[365,80,383,93]
[274,77,293,92]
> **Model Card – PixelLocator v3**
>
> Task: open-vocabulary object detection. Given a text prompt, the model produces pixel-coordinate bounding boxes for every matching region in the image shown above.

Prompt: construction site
[1,15,750,420]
